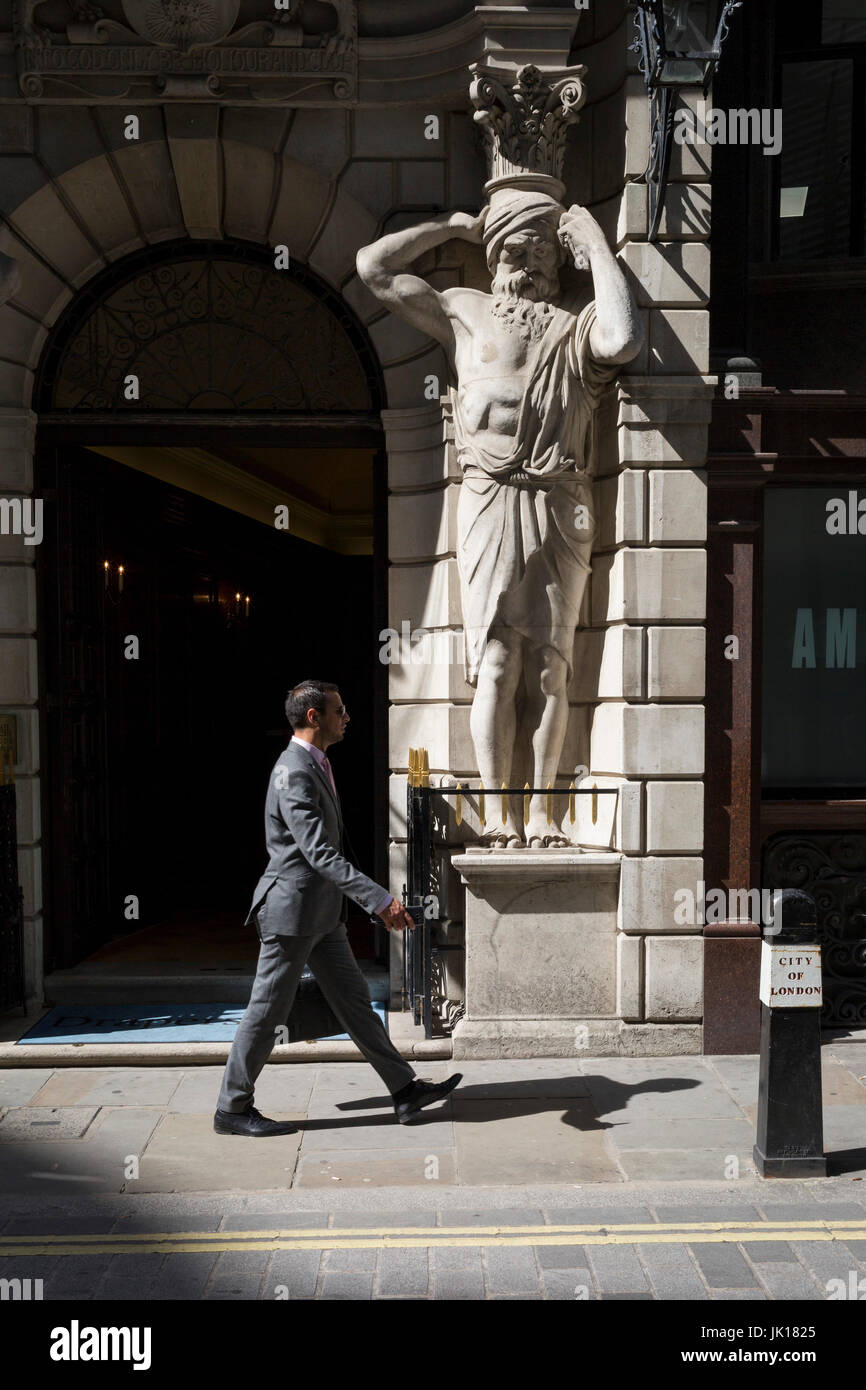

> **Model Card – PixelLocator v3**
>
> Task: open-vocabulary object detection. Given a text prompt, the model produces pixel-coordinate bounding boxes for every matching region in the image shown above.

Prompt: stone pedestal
[450,849,623,1058]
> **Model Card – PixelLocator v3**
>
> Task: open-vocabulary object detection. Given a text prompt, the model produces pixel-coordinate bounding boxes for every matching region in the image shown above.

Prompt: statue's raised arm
[355,209,487,364]
[557,204,644,367]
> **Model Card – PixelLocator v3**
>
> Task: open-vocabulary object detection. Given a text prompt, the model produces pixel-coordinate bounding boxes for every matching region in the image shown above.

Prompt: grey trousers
[217,920,416,1113]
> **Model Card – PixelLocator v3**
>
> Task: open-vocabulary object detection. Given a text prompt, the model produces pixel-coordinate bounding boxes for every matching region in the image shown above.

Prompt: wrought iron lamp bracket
[629,0,743,241]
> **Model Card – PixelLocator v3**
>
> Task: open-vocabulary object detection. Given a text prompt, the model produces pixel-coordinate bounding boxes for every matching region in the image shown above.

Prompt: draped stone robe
[452,299,618,687]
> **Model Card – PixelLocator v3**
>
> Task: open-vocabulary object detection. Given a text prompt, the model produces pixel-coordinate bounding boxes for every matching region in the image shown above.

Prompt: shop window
[773,4,865,259]
[762,486,866,795]
[822,0,866,45]
[778,60,853,258]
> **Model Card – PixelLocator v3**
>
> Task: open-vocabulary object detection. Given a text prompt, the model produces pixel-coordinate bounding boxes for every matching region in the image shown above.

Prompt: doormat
[17,1002,388,1045]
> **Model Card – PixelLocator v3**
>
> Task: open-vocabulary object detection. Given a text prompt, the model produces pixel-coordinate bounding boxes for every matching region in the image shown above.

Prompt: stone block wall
[587,55,714,1036]
[0,408,40,1000]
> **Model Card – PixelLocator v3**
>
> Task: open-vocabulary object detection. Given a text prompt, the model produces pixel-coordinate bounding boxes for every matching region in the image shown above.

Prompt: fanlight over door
[39,242,378,414]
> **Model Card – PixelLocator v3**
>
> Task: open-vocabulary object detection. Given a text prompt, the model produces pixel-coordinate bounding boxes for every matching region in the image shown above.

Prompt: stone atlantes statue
[357,66,643,847]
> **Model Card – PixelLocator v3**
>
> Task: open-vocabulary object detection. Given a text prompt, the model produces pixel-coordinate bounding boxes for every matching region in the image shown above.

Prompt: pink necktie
[321,756,337,797]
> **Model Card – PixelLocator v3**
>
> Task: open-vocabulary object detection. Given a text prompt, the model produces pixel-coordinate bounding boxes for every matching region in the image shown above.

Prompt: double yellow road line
[1,1218,865,1257]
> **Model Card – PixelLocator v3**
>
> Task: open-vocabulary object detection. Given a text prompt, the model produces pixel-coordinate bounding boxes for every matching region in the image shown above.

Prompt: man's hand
[447,208,488,243]
[557,204,605,271]
[376,897,416,933]
[561,203,643,366]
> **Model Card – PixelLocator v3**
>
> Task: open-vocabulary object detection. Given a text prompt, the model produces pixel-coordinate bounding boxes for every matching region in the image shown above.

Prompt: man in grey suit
[215,678,462,1136]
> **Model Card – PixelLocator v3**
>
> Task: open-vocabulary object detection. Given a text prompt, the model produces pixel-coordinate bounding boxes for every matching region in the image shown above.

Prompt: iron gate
[763,832,866,1029]
[0,732,25,1014]
[403,752,435,1036]
[402,747,616,1037]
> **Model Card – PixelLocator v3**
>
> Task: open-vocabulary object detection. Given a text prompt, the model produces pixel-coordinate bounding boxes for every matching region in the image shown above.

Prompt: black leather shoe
[393,1073,463,1124]
[213,1105,297,1137]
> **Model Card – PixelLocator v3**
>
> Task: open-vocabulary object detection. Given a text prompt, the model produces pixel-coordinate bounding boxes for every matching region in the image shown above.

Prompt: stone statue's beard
[490,268,558,342]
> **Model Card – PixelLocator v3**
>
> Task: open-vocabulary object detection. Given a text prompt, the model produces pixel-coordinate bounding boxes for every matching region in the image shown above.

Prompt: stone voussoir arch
[0,135,441,414]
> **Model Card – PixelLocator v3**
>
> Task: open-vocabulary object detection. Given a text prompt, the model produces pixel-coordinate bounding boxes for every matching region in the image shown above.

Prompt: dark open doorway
[32,239,389,1002]
[36,442,386,994]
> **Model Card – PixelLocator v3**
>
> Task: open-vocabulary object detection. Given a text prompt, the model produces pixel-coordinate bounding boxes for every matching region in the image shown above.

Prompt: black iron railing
[402,747,618,1037]
[0,735,25,1015]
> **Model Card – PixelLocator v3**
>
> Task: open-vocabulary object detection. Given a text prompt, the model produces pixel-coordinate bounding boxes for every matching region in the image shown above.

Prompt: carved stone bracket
[13,0,357,102]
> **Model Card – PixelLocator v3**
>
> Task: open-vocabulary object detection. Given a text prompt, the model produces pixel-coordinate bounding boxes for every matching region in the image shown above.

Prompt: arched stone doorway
[33,239,389,1003]
[0,118,448,1012]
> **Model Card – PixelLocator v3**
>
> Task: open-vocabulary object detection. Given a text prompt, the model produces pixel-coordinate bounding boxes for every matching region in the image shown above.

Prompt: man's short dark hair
[285,679,338,730]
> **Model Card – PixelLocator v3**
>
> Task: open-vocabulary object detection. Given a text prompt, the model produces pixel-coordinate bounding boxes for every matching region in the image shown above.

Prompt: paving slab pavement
[0,1049,865,1301]
[1,1051,865,1194]
[451,1096,621,1183]
[295,1148,460,1187]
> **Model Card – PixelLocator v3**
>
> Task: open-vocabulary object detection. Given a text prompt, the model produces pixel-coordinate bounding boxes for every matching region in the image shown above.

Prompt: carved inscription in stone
[14,0,357,101]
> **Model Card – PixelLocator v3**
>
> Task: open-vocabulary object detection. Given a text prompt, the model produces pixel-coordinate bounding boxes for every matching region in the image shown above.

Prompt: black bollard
[753,888,826,1178]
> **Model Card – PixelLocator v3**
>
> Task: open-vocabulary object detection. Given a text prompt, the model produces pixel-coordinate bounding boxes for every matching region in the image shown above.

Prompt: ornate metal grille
[40,242,377,413]
[763,833,866,1028]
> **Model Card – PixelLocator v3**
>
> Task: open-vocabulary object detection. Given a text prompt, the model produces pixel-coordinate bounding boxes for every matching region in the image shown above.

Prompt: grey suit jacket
[245,738,389,936]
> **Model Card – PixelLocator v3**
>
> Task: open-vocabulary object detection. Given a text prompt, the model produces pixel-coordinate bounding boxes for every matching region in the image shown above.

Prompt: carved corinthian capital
[469,60,587,197]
